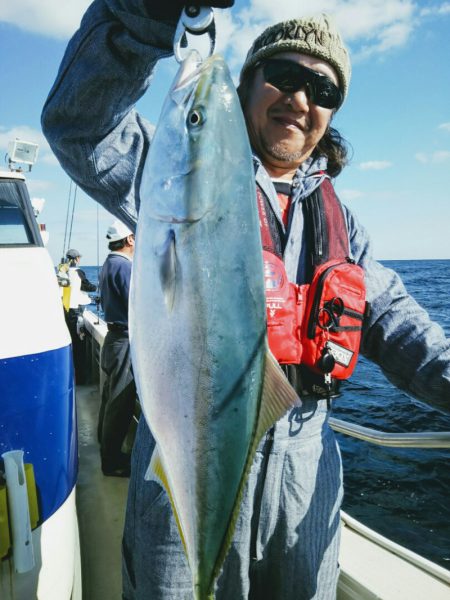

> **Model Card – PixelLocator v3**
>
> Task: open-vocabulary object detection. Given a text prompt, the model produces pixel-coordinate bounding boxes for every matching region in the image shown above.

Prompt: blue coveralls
[41,1,450,598]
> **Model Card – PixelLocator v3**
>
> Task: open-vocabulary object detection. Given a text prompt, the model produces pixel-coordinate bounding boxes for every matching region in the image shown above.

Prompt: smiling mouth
[272,115,305,132]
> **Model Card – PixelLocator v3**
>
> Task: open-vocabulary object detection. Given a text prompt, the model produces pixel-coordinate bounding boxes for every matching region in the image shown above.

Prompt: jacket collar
[253,153,329,229]
[109,251,132,262]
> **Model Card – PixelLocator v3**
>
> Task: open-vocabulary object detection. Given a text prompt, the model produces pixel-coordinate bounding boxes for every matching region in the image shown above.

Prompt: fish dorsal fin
[255,350,302,441]
[145,445,188,556]
[210,350,300,590]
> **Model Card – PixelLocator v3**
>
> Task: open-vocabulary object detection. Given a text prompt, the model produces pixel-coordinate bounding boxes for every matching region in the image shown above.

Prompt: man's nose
[284,86,310,111]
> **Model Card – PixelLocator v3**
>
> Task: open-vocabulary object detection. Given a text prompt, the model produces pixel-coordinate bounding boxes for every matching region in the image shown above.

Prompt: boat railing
[83,309,108,390]
[329,417,450,449]
[82,310,450,450]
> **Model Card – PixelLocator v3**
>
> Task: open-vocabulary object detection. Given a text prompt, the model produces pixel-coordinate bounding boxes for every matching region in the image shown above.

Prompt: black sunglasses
[258,58,343,110]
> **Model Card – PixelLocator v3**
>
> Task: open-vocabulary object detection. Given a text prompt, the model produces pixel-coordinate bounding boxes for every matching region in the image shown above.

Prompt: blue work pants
[122,398,342,599]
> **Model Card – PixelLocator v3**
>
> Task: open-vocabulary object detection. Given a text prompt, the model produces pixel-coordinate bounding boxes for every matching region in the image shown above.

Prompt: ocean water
[83,260,450,569]
[334,259,450,570]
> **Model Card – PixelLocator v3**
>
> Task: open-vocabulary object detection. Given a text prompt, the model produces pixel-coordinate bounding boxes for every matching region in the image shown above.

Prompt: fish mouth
[170,51,217,107]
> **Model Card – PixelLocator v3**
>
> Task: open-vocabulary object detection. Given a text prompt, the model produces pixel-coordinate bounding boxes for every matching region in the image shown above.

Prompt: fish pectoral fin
[255,351,302,441]
[158,229,177,311]
[145,445,188,557]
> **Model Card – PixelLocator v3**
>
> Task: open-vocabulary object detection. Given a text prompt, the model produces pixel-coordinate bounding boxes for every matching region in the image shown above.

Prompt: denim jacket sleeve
[344,205,450,414]
[41,0,176,230]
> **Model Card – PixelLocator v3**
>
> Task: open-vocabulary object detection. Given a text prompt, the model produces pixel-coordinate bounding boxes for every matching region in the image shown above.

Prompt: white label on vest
[327,340,354,367]
[267,302,283,309]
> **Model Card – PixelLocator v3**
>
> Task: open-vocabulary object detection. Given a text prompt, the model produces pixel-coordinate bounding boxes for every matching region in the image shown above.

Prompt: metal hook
[173,6,216,63]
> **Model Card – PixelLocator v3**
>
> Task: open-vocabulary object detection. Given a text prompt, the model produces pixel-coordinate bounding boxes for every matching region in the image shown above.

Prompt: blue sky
[1,0,449,266]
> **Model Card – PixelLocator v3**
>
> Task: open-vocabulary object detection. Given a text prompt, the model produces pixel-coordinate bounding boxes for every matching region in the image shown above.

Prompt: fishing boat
[3,291,449,598]
[70,309,450,600]
[0,142,81,600]
[1,150,449,599]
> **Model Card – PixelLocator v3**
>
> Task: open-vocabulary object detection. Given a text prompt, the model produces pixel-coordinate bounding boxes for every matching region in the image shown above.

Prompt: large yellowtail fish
[130,50,300,599]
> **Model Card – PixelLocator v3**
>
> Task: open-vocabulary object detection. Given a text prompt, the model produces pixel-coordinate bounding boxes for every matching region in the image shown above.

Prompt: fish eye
[187,108,205,128]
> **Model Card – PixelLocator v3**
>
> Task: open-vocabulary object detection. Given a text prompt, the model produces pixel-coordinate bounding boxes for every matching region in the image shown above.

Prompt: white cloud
[415,150,450,163]
[27,179,55,194]
[0,0,419,60]
[216,0,420,69]
[1,0,448,68]
[433,150,450,162]
[1,0,91,39]
[356,20,413,59]
[420,2,450,17]
[40,153,60,166]
[438,122,450,133]
[0,125,45,149]
[359,160,393,170]
[0,125,56,167]
[339,189,364,201]
[337,0,414,42]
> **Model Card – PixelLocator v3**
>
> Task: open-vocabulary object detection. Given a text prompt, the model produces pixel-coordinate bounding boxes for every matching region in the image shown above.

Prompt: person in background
[97,219,136,477]
[41,1,450,598]
[64,248,96,384]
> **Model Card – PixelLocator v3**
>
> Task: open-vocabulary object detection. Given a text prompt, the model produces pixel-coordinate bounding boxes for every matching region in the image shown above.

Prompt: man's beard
[245,116,309,166]
[265,141,306,163]
[261,132,307,163]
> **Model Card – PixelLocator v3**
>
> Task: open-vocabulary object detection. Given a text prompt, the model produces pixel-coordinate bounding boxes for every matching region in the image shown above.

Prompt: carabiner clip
[174,6,216,63]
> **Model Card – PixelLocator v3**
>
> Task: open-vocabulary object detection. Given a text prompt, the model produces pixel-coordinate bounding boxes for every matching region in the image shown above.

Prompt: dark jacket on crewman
[78,268,97,293]
[99,252,132,329]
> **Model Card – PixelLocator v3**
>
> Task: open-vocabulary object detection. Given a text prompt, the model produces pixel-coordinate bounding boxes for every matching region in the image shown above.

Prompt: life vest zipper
[311,192,324,259]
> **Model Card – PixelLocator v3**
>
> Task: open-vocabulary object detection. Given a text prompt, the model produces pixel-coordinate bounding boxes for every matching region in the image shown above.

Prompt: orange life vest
[257,179,368,385]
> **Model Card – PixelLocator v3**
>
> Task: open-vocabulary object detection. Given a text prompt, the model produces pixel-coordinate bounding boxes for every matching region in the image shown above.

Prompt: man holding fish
[42,1,450,599]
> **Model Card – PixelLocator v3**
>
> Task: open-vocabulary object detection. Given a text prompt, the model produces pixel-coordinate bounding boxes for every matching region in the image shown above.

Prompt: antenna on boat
[67,185,78,251]
[61,180,72,263]
[61,179,78,262]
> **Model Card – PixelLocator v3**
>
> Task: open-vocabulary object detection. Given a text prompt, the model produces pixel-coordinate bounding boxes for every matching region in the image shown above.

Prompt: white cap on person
[106,219,133,243]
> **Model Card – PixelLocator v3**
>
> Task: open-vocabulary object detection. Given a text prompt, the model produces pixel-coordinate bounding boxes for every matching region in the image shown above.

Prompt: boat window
[0,179,39,245]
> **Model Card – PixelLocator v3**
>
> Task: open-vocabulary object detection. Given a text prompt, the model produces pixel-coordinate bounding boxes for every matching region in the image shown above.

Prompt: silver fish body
[130,51,299,599]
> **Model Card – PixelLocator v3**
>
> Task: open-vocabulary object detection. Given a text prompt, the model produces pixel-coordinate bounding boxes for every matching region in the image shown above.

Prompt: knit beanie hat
[240,14,351,103]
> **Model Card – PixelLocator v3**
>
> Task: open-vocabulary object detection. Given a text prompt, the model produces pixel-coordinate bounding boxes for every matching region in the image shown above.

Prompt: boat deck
[75,369,450,599]
[76,384,128,600]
